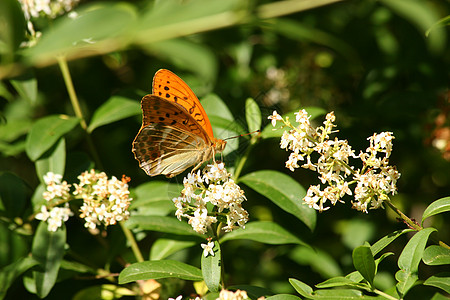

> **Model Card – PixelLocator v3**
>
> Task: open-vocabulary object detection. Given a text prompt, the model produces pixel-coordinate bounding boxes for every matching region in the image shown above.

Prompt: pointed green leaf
[141,39,217,82]
[423,273,450,294]
[220,221,306,246]
[31,222,66,298]
[240,170,315,230]
[352,245,375,286]
[10,73,38,104]
[423,245,450,266]
[395,269,419,297]
[266,295,301,300]
[131,181,182,209]
[35,138,66,182]
[119,260,202,283]
[315,276,360,288]
[150,238,196,260]
[422,197,450,224]
[261,107,326,139]
[201,240,221,292]
[289,246,342,278]
[0,0,26,61]
[87,95,141,133]
[0,257,39,299]
[245,98,261,133]
[24,3,138,65]
[398,227,437,272]
[371,229,412,256]
[26,115,79,161]
[289,278,313,298]
[125,215,202,237]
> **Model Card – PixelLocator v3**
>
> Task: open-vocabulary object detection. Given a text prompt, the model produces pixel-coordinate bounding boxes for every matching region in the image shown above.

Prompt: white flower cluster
[75,170,132,230]
[269,110,401,213]
[172,163,248,234]
[36,170,132,232]
[18,0,79,39]
[35,203,73,232]
[18,0,79,20]
[169,289,255,300]
[36,172,73,232]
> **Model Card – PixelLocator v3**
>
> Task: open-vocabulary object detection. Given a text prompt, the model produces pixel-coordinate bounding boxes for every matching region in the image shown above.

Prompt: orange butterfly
[132,69,226,178]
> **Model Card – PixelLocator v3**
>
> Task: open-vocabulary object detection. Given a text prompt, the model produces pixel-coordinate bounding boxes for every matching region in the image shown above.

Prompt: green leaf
[289,278,313,298]
[0,172,28,218]
[31,222,66,298]
[261,106,326,139]
[426,15,450,36]
[150,238,196,260]
[272,18,358,62]
[266,295,301,300]
[289,246,342,278]
[131,181,182,209]
[119,260,202,283]
[423,245,450,266]
[395,269,419,297]
[422,197,450,224]
[87,95,141,133]
[380,0,445,53]
[0,222,28,267]
[125,215,202,237]
[201,240,221,292]
[423,272,450,294]
[398,228,437,272]
[240,170,315,230]
[141,39,217,82]
[0,257,39,300]
[245,98,262,132]
[0,0,25,62]
[25,3,137,66]
[352,245,376,286]
[10,72,38,104]
[371,229,412,256]
[315,276,360,288]
[396,227,436,296]
[73,285,135,300]
[25,115,79,161]
[35,138,66,182]
[201,94,241,155]
[220,221,306,246]
[202,93,234,121]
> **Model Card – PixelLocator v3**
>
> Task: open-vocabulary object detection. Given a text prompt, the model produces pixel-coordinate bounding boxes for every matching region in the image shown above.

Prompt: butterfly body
[132,70,226,178]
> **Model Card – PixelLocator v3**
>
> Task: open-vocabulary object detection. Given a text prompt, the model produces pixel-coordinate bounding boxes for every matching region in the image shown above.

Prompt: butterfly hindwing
[132,95,212,177]
[133,123,208,177]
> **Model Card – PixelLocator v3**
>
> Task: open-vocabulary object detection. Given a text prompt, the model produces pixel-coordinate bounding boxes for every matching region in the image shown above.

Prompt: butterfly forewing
[152,69,214,139]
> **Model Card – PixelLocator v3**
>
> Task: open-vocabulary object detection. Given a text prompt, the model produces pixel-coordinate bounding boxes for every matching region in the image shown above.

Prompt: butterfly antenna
[224,130,261,141]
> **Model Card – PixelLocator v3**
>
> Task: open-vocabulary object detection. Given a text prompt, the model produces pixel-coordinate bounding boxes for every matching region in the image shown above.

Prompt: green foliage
[1,0,449,298]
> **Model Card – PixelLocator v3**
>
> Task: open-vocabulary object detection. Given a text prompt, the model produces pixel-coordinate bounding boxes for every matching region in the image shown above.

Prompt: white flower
[268,110,283,127]
[76,170,132,230]
[201,241,215,257]
[173,163,248,234]
[36,203,73,232]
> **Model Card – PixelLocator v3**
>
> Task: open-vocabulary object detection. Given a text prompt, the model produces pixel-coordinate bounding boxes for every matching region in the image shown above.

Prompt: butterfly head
[214,138,227,153]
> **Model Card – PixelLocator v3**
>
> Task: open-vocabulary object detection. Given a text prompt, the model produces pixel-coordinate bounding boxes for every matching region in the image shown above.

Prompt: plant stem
[120,221,144,263]
[384,200,422,231]
[384,200,450,249]
[373,289,399,300]
[233,136,257,180]
[57,55,103,169]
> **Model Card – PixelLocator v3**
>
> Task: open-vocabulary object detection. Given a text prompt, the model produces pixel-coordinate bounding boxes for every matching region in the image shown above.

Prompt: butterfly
[132,69,227,178]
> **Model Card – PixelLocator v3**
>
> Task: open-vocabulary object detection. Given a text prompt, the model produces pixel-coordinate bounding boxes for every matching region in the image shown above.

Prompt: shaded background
[1,0,449,298]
